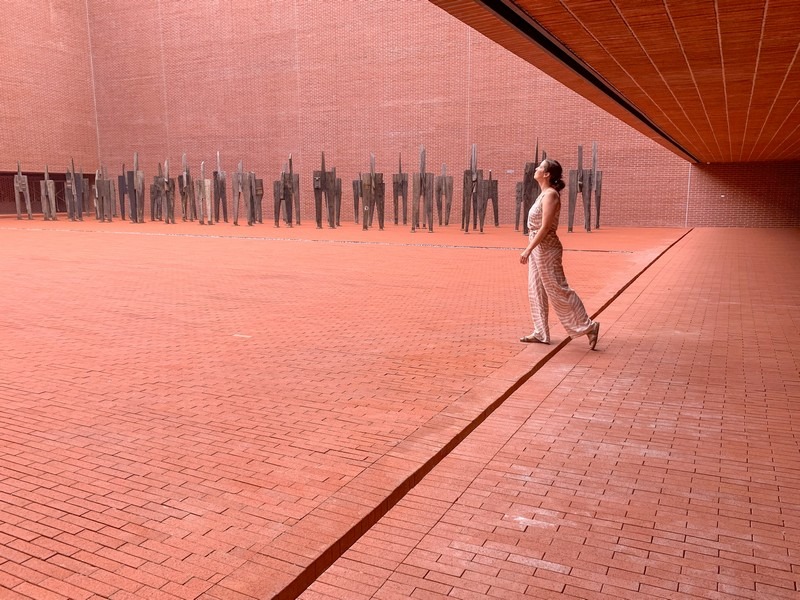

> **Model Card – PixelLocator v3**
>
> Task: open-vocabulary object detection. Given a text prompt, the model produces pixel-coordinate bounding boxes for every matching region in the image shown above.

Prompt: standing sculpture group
[567,143,603,232]
[348,145,491,235]
[462,144,499,233]
[113,151,271,226]
[515,141,603,234]
[9,143,604,232]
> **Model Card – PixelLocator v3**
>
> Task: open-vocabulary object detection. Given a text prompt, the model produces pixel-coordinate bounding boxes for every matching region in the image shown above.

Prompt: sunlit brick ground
[2,216,796,599]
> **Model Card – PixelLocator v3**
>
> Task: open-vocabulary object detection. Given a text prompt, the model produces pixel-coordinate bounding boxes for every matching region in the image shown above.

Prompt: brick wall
[0,1,98,173]
[83,0,694,227]
[2,0,798,227]
[687,162,800,227]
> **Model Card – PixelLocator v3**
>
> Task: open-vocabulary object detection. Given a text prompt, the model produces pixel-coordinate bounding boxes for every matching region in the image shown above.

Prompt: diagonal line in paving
[220,230,695,599]
[300,227,800,600]
[0,217,688,600]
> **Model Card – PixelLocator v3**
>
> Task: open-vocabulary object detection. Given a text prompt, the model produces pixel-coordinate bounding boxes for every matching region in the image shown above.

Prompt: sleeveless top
[527,191,561,248]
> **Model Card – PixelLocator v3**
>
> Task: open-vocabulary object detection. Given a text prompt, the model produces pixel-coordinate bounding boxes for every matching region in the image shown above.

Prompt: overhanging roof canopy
[431,0,800,164]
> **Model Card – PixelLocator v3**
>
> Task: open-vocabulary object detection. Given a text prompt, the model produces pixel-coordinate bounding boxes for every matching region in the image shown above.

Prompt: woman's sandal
[520,334,549,344]
[587,321,600,350]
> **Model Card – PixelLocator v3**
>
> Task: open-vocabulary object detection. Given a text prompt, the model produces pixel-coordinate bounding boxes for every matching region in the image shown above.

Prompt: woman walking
[519,159,599,349]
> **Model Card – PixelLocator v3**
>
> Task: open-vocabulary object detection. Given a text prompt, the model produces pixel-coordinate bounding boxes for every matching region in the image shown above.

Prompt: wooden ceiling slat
[749,76,800,161]
[740,1,800,160]
[772,122,800,160]
[430,0,800,162]
[611,2,722,160]
[517,0,720,160]
[717,1,765,160]
[662,2,730,161]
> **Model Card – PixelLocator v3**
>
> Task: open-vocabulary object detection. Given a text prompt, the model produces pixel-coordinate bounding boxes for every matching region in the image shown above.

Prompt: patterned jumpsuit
[527,192,595,343]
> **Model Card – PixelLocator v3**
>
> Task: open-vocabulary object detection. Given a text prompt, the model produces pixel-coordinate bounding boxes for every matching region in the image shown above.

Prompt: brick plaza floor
[0,215,798,599]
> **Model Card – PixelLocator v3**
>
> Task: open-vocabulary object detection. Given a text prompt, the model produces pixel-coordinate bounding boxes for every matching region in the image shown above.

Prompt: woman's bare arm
[520,189,559,263]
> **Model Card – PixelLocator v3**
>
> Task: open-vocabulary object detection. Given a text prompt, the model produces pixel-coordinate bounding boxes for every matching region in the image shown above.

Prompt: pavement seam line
[270,228,695,600]
[0,225,634,251]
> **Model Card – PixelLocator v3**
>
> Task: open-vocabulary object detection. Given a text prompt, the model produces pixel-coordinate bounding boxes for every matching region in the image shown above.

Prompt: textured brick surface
[3,1,798,226]
[687,162,800,227]
[0,217,684,598]
[0,1,98,171]
[303,228,800,599]
[76,0,740,228]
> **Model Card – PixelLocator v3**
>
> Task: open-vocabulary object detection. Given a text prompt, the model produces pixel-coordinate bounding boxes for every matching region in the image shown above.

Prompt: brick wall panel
[0,0,97,172]
[2,0,798,226]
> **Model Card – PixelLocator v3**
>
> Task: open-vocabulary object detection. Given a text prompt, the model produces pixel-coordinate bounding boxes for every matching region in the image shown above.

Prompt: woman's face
[534,161,549,184]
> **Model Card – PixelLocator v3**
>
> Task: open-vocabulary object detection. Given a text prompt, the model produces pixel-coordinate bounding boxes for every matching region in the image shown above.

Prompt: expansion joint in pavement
[271,228,695,600]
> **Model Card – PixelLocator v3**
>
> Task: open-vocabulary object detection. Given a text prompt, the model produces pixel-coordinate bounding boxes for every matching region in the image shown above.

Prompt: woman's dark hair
[542,159,565,192]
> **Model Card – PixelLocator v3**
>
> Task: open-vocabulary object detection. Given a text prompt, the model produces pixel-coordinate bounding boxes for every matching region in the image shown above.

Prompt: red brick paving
[4,217,794,599]
[299,228,800,599]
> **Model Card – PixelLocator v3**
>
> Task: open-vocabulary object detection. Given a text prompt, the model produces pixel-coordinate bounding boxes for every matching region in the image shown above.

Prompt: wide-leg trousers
[528,239,594,342]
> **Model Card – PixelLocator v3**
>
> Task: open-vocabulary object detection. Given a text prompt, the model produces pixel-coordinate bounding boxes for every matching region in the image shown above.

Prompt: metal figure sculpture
[247,171,257,225]
[312,152,325,228]
[488,170,499,227]
[568,143,598,232]
[231,160,254,226]
[313,152,337,229]
[462,145,483,233]
[108,168,117,221]
[251,174,263,224]
[393,153,409,225]
[334,176,342,226]
[272,179,282,225]
[117,164,128,221]
[94,166,114,222]
[179,153,197,222]
[126,153,145,223]
[104,166,115,221]
[150,163,164,221]
[213,151,228,223]
[112,171,119,217]
[93,168,102,220]
[515,181,523,231]
[411,146,434,232]
[292,168,300,225]
[471,148,483,232]
[280,154,300,226]
[104,167,116,222]
[164,159,176,224]
[352,174,362,224]
[39,166,57,221]
[135,159,145,223]
[80,170,91,219]
[149,183,159,221]
[476,170,498,232]
[65,164,77,221]
[594,170,603,229]
[274,156,295,227]
[195,161,213,225]
[585,143,597,232]
[521,142,543,235]
[577,146,587,231]
[434,163,454,226]
[65,159,85,222]
[361,153,385,230]
[13,162,32,220]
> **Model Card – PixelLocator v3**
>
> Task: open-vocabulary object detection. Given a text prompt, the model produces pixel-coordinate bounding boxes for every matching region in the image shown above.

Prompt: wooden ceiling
[430,0,800,163]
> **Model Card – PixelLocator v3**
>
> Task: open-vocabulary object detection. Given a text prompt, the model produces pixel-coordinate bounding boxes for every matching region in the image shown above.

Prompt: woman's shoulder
[542,188,560,203]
